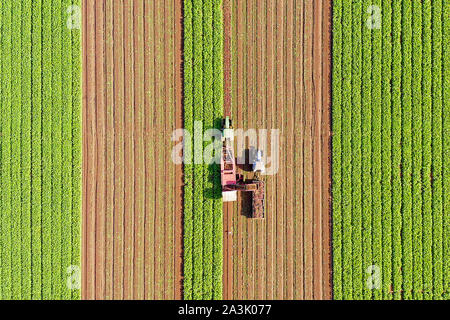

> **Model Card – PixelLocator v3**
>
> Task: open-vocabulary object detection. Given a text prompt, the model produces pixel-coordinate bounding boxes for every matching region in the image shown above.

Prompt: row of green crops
[332,0,449,300]
[184,0,224,300]
[0,0,81,299]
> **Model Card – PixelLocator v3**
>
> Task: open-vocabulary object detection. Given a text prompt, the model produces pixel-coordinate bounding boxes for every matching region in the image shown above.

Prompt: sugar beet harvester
[220,117,265,219]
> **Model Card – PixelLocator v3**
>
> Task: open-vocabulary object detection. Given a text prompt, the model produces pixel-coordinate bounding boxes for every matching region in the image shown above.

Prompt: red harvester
[220,117,265,219]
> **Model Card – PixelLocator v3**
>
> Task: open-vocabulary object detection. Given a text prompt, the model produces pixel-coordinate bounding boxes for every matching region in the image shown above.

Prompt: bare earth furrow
[223,0,332,300]
[82,0,183,300]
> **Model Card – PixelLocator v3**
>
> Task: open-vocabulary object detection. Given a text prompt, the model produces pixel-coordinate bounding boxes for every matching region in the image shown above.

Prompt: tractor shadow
[204,162,222,200]
[204,118,226,201]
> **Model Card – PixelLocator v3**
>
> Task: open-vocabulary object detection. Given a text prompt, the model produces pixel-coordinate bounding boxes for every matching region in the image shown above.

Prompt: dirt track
[223,0,333,300]
[82,0,183,300]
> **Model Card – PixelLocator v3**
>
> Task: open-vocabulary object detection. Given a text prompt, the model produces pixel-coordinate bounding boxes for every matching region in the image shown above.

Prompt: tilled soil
[222,0,333,300]
[82,0,183,300]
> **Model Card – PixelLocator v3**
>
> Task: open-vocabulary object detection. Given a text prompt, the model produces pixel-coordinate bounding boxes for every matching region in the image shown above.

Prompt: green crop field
[0,0,81,300]
[183,0,224,300]
[1,0,448,302]
[332,0,449,300]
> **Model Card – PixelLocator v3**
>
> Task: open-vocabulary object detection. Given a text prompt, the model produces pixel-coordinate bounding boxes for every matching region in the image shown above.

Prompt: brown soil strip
[223,0,333,300]
[143,0,155,300]
[153,0,163,300]
[255,0,266,300]
[83,0,96,300]
[285,0,295,300]
[246,0,255,301]
[294,0,305,300]
[163,0,171,300]
[94,0,106,299]
[112,0,125,300]
[123,0,135,299]
[82,0,183,300]
[240,1,249,300]
[275,0,285,299]
[266,0,275,300]
[133,0,145,300]
[223,203,233,300]
[105,0,115,300]
[236,0,244,300]
[223,0,232,117]
[223,0,233,300]
[252,1,265,299]
[312,0,324,299]
[303,0,314,300]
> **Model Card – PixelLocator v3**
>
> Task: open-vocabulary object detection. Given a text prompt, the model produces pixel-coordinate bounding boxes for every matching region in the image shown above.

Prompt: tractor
[220,117,265,219]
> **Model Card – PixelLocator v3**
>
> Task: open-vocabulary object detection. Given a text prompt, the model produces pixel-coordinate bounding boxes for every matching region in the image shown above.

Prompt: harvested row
[222,0,333,300]
[183,0,224,300]
[0,0,81,300]
[82,0,184,300]
[332,0,448,300]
